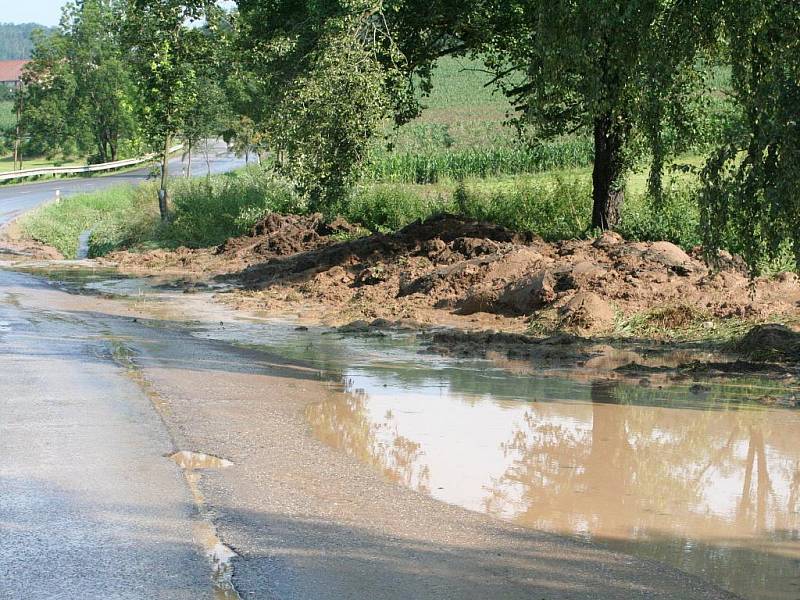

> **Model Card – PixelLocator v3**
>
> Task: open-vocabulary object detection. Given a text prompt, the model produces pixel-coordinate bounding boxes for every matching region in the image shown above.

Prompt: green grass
[20,185,142,259]
[343,172,701,246]
[19,167,304,258]
[0,154,85,173]
[367,139,594,183]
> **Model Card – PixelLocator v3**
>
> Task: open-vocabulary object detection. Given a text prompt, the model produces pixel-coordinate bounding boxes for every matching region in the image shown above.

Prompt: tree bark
[159,136,170,222]
[591,114,625,230]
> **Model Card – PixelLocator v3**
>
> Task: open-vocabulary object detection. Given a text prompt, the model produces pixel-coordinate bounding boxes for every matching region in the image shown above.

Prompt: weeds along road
[0,141,245,225]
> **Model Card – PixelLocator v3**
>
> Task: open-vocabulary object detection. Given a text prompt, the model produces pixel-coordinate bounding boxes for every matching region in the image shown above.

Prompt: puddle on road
[188,309,800,600]
[9,264,800,599]
[170,451,234,470]
[307,372,800,600]
[169,450,239,600]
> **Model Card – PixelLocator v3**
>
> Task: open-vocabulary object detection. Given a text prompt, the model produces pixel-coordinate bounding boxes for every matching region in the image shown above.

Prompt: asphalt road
[0,272,216,599]
[0,142,245,225]
[0,144,244,598]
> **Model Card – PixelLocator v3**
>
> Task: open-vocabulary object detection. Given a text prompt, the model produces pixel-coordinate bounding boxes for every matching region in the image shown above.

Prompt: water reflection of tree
[484,379,800,597]
[306,389,431,494]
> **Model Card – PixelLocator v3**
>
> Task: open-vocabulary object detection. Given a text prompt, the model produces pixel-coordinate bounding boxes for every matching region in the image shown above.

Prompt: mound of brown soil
[736,324,800,361]
[104,213,800,341]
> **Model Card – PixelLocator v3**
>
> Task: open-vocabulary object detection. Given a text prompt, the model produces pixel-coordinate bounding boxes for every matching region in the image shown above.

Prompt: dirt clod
[737,324,800,361]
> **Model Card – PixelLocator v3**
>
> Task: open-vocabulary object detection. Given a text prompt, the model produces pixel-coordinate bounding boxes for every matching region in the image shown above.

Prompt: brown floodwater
[308,374,800,600]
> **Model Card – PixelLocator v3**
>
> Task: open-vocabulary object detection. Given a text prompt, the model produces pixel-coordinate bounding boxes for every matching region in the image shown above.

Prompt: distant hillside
[0,23,52,60]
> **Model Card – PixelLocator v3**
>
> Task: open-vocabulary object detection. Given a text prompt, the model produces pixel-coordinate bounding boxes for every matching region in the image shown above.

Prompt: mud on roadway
[99,212,800,371]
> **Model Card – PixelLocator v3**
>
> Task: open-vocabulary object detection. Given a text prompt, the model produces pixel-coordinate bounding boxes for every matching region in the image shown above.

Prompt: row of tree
[15,0,799,269]
[0,23,50,60]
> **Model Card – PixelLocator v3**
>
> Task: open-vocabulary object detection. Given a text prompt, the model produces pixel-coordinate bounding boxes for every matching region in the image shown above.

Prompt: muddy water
[191,306,800,600]
[9,265,800,600]
[307,376,800,600]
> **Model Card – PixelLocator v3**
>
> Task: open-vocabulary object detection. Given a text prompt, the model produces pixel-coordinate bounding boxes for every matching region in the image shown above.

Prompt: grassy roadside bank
[18,165,704,260]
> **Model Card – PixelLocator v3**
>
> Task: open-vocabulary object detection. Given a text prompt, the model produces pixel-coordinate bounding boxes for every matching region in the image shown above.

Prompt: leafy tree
[120,0,216,220]
[18,30,76,157]
[19,1,138,162]
[63,0,138,162]
[700,0,799,271]
[418,0,719,230]
[235,0,416,209]
[224,115,263,165]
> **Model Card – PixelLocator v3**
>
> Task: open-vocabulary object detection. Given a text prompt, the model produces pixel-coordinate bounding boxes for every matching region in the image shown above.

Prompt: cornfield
[367,140,594,183]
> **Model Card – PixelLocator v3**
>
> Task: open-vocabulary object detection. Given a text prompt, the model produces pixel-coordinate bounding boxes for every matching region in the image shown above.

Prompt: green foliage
[700,0,800,272]
[340,185,447,232]
[236,0,418,210]
[452,179,593,241]
[19,1,140,162]
[157,168,302,248]
[382,0,721,229]
[20,167,303,257]
[120,0,222,218]
[340,175,705,248]
[618,181,702,249]
[0,101,13,130]
[18,29,77,158]
[20,186,142,258]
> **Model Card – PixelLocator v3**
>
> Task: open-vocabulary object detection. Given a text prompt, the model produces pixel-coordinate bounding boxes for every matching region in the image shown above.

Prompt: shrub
[618,180,703,249]
[339,184,451,232]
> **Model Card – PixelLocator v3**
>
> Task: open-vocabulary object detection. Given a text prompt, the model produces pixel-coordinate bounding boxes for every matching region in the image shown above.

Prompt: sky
[3,0,67,26]
[2,0,237,27]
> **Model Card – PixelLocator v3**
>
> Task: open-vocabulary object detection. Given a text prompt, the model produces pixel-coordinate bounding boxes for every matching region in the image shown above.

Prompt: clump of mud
[103,213,800,347]
[735,324,800,361]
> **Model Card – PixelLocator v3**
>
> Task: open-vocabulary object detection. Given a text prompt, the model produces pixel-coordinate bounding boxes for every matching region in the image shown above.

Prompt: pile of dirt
[104,213,800,341]
[735,324,800,361]
[217,213,359,258]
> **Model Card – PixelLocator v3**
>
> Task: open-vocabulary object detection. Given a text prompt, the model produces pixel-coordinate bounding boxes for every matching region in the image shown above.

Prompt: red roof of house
[0,60,29,83]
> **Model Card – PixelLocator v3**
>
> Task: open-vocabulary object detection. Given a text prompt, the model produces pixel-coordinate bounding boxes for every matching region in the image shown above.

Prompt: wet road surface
[0,266,744,599]
[0,273,214,599]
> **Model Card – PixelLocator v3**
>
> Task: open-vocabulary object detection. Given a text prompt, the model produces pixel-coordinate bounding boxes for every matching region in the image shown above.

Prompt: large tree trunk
[159,136,170,222]
[591,114,625,230]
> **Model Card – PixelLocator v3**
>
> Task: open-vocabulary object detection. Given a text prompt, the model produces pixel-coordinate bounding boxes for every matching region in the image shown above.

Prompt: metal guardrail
[0,145,184,183]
